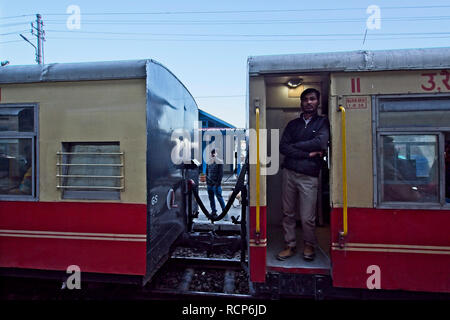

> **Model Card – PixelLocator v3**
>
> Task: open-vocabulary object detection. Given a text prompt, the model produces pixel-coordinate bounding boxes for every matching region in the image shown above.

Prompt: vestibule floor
[266,225,331,274]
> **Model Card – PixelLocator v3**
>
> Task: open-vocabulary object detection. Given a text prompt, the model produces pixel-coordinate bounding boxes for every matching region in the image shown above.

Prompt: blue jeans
[207,185,226,213]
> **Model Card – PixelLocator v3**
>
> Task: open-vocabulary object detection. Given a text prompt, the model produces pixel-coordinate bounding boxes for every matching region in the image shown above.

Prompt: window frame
[0,103,39,201]
[373,94,450,210]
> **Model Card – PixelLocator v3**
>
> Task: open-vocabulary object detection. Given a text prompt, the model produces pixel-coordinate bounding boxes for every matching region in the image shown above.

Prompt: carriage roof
[0,59,150,83]
[248,47,450,75]
[0,59,197,106]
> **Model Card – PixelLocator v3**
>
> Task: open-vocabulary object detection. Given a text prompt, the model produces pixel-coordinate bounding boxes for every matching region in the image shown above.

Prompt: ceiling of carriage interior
[264,74,329,111]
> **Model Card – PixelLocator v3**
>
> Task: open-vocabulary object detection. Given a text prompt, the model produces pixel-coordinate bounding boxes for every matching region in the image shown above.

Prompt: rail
[255,106,261,242]
[338,106,348,239]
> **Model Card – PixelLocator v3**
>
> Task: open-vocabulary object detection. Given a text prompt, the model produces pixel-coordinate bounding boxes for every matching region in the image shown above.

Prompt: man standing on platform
[206,149,227,219]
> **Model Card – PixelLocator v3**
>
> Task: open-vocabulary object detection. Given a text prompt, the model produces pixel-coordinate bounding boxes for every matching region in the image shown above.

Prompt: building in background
[199,109,245,175]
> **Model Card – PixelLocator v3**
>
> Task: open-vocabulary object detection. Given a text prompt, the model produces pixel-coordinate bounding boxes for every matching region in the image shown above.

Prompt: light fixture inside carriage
[286,78,303,88]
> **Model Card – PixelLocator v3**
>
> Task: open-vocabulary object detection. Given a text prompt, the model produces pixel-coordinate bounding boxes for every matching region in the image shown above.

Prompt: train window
[379,135,439,203]
[58,142,123,200]
[0,104,37,200]
[376,96,450,208]
[0,106,34,132]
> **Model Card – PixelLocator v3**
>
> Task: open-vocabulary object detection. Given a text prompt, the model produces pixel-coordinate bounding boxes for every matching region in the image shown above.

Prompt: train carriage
[247,47,450,296]
[0,59,198,284]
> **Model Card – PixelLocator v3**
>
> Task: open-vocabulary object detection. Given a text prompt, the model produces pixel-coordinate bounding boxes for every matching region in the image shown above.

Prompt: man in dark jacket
[277,88,329,262]
[206,149,227,217]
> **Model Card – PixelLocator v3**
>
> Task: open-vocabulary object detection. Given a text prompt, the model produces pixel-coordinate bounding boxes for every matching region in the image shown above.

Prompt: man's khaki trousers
[281,168,318,248]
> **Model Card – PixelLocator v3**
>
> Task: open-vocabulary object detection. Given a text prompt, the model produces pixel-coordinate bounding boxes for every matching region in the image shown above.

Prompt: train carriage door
[250,73,332,283]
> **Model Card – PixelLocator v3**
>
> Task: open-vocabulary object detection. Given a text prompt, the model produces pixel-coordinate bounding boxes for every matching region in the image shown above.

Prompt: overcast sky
[1,0,450,127]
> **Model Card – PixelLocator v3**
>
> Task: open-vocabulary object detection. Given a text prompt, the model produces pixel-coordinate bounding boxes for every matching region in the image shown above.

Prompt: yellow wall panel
[1,79,147,204]
[330,94,373,208]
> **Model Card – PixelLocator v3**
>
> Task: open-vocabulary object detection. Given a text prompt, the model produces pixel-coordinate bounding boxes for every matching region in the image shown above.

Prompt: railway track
[0,248,255,300]
[144,252,254,299]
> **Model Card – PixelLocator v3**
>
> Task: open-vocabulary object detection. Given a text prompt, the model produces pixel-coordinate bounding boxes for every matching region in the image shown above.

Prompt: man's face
[301,92,320,114]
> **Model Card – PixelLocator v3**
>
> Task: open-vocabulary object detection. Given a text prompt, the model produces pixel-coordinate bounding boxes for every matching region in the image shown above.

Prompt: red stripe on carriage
[0,201,147,275]
[331,207,450,293]
[249,206,267,282]
[250,246,266,282]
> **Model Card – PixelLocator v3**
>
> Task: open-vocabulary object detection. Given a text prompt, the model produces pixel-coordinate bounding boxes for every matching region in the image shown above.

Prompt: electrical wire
[44,30,450,37]
[44,35,450,42]
[42,15,450,25]
[0,21,32,28]
[0,40,23,44]
[0,14,35,20]
[34,5,450,16]
[0,30,29,36]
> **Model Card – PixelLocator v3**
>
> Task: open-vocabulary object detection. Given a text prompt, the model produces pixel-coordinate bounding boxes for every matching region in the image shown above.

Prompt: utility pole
[21,14,45,64]
[31,14,45,64]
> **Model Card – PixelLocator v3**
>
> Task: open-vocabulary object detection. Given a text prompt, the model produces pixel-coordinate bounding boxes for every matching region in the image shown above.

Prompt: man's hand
[309,151,323,158]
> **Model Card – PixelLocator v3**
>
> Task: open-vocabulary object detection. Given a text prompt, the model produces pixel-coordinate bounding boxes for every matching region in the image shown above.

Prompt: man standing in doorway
[206,149,227,218]
[277,88,329,261]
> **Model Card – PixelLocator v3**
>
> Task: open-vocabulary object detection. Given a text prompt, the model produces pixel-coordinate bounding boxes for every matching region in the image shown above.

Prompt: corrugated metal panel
[0,59,148,84]
[248,47,450,74]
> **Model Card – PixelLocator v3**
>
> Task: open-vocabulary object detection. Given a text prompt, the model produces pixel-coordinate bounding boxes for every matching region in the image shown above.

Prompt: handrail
[56,185,124,190]
[57,152,124,155]
[255,106,261,241]
[56,163,123,166]
[339,106,348,238]
[56,175,124,178]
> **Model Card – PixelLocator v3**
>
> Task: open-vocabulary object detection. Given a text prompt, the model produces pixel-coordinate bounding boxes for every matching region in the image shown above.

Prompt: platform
[192,188,242,232]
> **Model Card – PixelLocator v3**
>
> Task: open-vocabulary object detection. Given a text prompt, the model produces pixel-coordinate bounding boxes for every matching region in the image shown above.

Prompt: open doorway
[264,73,331,273]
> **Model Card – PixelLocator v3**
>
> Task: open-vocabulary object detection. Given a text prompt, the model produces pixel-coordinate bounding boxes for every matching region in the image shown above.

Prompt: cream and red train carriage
[0,60,198,284]
[247,47,450,297]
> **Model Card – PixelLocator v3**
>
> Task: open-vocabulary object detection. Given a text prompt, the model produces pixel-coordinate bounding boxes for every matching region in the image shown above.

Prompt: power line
[0,14,35,20]
[45,35,450,42]
[0,21,32,28]
[0,30,29,36]
[44,31,450,38]
[0,40,23,44]
[36,5,450,16]
[42,15,450,25]
[7,5,450,20]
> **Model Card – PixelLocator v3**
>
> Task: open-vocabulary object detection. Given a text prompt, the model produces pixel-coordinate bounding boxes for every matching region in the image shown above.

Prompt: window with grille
[57,142,124,200]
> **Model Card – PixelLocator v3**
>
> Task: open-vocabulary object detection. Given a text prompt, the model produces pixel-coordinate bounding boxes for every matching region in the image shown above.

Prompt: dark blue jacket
[280,113,329,177]
[206,158,224,186]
